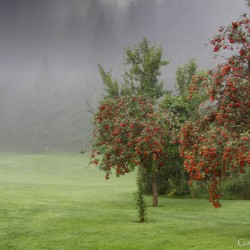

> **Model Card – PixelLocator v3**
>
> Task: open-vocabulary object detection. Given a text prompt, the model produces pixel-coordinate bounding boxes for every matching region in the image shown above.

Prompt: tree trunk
[152,171,158,207]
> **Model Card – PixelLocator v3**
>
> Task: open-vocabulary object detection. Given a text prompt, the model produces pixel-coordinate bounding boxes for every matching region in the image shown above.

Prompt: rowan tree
[179,15,250,207]
[91,39,170,207]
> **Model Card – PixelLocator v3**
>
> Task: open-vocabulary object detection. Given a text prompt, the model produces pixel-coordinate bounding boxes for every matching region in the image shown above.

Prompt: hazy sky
[0,0,248,85]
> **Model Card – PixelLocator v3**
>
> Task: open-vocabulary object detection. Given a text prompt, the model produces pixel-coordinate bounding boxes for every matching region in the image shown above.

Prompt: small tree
[179,15,250,207]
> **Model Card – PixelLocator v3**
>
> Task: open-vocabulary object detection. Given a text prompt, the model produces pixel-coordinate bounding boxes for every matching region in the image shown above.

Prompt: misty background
[0,0,248,152]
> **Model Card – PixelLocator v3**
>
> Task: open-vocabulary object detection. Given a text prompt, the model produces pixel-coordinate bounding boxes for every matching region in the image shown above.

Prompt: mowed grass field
[0,153,250,250]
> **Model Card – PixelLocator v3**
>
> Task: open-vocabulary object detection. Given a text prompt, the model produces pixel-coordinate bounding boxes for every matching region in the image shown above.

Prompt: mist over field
[0,0,248,152]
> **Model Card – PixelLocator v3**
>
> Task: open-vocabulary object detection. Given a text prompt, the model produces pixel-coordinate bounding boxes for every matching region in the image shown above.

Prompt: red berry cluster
[211,16,250,56]
[91,95,177,180]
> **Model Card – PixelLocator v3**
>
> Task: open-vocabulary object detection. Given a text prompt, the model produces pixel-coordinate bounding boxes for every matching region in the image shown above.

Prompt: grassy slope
[0,153,249,250]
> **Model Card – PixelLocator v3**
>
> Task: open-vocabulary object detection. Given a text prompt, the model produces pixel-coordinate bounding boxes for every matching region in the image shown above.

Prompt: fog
[0,0,248,152]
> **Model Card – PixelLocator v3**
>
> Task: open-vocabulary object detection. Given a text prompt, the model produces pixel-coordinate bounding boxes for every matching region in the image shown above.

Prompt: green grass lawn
[0,153,249,250]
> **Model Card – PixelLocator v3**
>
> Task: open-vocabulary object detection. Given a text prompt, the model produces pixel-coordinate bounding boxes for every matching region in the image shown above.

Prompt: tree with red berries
[179,14,250,208]
[91,39,174,207]
[91,95,177,206]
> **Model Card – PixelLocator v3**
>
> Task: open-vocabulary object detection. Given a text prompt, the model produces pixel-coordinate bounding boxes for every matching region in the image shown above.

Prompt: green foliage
[220,169,250,200]
[98,65,119,97]
[175,59,197,95]
[189,181,209,199]
[166,177,190,198]
[160,94,193,124]
[161,60,207,123]
[122,38,168,99]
